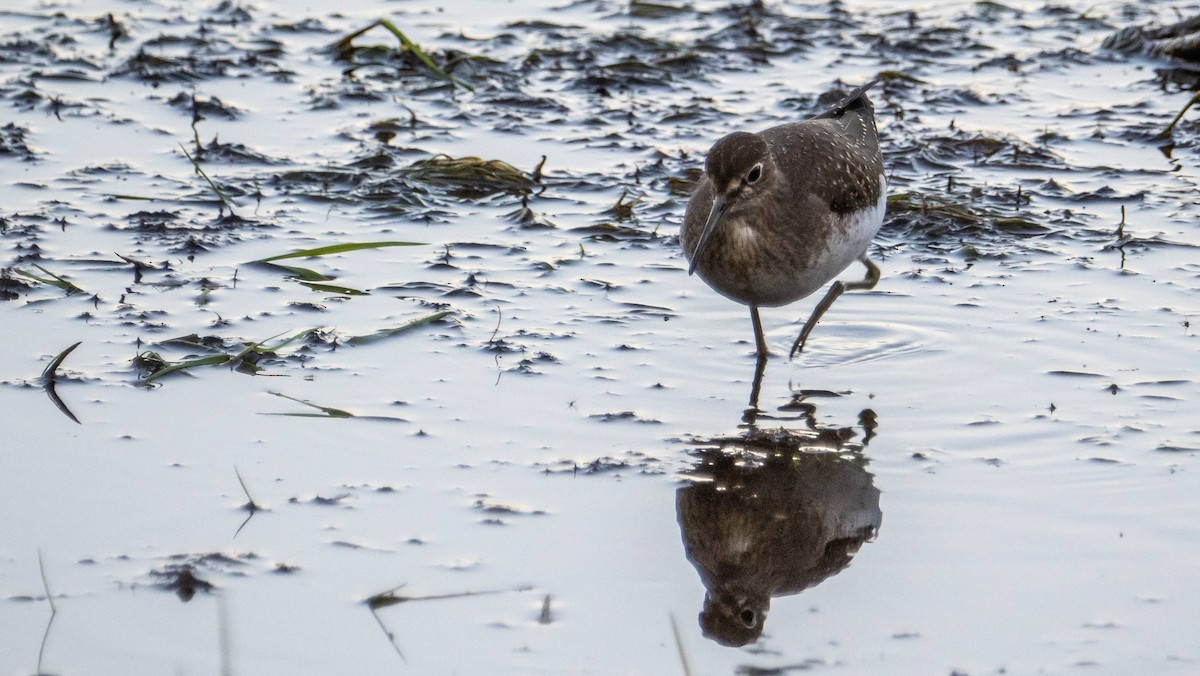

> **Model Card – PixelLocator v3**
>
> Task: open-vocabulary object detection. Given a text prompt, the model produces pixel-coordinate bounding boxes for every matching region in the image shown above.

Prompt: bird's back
[761,85,883,217]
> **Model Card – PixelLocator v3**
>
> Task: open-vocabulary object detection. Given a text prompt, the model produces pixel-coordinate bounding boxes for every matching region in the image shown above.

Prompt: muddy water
[3,0,1200,673]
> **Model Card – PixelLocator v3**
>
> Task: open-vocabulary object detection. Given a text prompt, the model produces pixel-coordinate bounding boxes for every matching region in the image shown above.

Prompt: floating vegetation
[134,329,317,385]
[400,154,536,198]
[132,310,448,386]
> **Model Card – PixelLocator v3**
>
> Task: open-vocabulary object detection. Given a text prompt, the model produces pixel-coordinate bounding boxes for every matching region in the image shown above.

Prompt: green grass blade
[179,143,237,212]
[299,281,369,296]
[347,310,450,345]
[136,354,232,385]
[13,265,85,294]
[251,261,333,282]
[254,241,425,263]
[336,19,473,91]
[41,341,82,381]
[377,19,474,91]
[253,328,318,354]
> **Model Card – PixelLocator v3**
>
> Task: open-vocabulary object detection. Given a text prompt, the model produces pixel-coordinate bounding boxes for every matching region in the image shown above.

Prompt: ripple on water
[791,318,949,368]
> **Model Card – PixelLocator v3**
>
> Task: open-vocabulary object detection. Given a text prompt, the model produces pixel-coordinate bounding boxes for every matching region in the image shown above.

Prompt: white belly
[769,176,886,305]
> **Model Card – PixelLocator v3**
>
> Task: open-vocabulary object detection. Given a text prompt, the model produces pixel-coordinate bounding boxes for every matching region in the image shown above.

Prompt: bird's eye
[746,163,763,184]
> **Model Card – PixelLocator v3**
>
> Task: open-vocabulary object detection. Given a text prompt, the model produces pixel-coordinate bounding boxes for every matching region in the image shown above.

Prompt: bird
[681,80,886,360]
[676,431,882,647]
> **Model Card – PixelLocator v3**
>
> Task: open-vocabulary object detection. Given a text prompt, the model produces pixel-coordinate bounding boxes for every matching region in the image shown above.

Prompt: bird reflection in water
[676,396,881,647]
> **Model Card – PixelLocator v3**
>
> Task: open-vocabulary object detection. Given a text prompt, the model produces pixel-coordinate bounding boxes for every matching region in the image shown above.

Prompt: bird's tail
[811,79,881,120]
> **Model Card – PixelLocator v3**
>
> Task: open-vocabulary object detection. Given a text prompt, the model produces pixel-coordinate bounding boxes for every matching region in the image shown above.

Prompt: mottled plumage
[682,80,886,359]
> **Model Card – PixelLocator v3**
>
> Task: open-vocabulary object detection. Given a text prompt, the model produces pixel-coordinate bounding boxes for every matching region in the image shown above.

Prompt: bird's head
[688,132,774,276]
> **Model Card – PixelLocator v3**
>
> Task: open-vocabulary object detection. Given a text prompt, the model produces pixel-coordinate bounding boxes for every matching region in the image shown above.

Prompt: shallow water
[3,0,1200,673]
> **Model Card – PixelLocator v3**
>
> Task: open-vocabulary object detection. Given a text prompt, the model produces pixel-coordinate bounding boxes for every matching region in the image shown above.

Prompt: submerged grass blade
[254,241,425,263]
[265,391,355,418]
[346,310,450,345]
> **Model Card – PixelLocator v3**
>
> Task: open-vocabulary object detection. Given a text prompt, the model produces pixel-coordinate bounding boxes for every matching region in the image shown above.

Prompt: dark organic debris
[1103,15,1200,62]
[0,122,34,159]
[589,410,662,424]
[146,552,253,602]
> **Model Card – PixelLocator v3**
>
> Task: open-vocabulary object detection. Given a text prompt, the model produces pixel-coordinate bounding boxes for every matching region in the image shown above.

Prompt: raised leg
[750,305,770,359]
[789,255,881,358]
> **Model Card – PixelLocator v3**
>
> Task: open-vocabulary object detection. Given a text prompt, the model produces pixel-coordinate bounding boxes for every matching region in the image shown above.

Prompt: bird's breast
[690,180,885,308]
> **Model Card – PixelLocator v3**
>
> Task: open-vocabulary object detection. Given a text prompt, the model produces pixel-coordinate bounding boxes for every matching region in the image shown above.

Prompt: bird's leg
[790,255,881,358]
[743,353,767,427]
[750,305,770,359]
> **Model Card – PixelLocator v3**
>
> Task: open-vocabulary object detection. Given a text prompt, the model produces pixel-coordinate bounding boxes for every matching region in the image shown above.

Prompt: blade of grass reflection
[40,341,82,424]
[262,391,406,422]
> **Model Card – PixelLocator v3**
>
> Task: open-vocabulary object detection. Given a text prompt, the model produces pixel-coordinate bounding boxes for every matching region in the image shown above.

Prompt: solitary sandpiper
[681,80,886,360]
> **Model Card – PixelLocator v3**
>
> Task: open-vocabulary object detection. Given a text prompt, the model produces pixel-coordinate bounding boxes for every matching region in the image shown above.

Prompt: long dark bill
[687,195,728,276]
